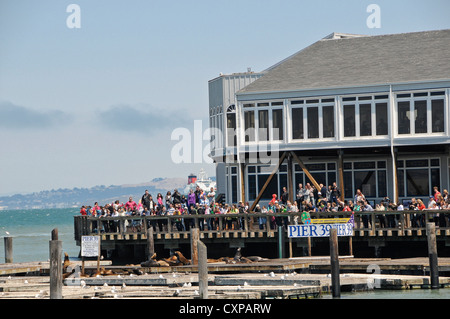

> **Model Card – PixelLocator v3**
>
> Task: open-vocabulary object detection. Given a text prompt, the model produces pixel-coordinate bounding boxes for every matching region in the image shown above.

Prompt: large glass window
[226,113,236,146]
[258,110,269,141]
[322,105,334,138]
[397,158,441,198]
[272,109,283,141]
[396,92,446,136]
[414,100,427,134]
[398,101,411,134]
[244,110,255,142]
[307,107,319,139]
[359,104,372,136]
[343,161,387,199]
[375,103,388,135]
[343,105,356,137]
[432,99,444,133]
[291,108,304,139]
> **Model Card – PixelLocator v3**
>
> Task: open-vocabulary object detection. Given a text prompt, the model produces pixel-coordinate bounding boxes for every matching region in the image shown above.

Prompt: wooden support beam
[290,151,321,191]
[250,152,287,212]
[287,153,294,203]
[240,162,246,203]
[338,150,345,201]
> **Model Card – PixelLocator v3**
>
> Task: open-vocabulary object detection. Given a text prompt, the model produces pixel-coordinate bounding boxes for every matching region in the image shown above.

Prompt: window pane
[359,104,372,136]
[431,168,440,194]
[377,171,387,197]
[397,169,405,197]
[272,109,283,141]
[344,171,353,199]
[354,171,376,197]
[244,111,255,142]
[406,169,428,197]
[291,108,304,139]
[307,107,319,138]
[414,100,427,134]
[322,105,335,138]
[248,175,257,201]
[295,172,304,187]
[431,99,444,133]
[398,101,410,134]
[376,103,388,135]
[231,175,238,203]
[343,105,355,137]
[226,113,236,146]
[258,110,269,141]
[258,174,278,200]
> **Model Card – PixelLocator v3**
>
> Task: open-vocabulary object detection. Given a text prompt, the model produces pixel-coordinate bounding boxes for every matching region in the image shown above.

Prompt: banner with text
[288,223,353,238]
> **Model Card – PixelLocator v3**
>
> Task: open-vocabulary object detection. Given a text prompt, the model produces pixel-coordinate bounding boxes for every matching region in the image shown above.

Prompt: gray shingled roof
[238,29,450,94]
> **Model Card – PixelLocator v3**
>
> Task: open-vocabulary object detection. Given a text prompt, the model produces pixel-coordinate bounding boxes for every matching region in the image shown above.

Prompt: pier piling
[49,228,62,299]
[198,240,208,299]
[329,228,341,298]
[4,237,13,263]
[426,222,439,289]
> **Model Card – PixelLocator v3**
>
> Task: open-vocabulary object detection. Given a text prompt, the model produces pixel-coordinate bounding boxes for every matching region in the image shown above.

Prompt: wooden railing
[74,210,450,241]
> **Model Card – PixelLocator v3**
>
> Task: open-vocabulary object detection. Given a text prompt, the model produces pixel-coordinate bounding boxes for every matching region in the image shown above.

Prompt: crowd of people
[79,181,450,233]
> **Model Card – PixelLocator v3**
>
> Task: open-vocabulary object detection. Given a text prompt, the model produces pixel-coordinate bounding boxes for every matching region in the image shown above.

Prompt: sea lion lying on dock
[140,253,170,267]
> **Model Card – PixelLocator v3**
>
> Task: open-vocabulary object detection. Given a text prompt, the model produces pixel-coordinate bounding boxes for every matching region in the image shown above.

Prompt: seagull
[121,283,126,290]
[24,280,29,284]
[244,281,249,286]
[111,286,117,294]
[194,290,199,295]
[159,274,164,279]
[281,275,286,280]
[103,283,109,287]
[182,282,192,287]
[80,280,86,288]
[5,231,10,235]
[269,272,275,277]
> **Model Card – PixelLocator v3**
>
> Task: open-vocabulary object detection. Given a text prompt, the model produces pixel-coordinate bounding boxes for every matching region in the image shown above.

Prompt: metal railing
[74,210,450,241]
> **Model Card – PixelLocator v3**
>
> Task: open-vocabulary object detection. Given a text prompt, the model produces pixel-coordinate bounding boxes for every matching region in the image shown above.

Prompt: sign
[288,223,354,238]
[81,236,100,257]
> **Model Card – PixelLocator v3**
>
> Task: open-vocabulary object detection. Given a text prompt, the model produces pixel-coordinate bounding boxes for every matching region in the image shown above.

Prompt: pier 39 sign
[288,215,354,238]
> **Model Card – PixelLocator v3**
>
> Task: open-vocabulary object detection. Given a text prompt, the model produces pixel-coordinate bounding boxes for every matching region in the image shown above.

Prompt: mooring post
[426,222,439,289]
[329,228,340,298]
[190,228,199,265]
[147,227,154,258]
[49,228,62,299]
[4,237,13,263]
[198,240,208,299]
[277,225,284,258]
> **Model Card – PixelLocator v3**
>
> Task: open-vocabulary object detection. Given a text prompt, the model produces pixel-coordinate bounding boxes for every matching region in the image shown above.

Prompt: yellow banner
[311,218,350,224]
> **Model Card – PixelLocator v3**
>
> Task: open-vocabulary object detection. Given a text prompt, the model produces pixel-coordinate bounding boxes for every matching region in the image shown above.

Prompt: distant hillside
[0,177,187,210]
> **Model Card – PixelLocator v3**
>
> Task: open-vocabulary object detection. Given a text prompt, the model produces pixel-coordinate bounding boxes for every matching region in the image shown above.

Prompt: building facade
[208,30,450,207]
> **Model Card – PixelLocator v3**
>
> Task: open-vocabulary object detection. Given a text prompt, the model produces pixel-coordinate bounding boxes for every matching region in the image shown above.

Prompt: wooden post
[190,228,199,265]
[198,240,208,299]
[49,228,62,299]
[426,223,439,289]
[329,228,340,298]
[4,237,13,263]
[307,237,312,256]
[240,163,246,203]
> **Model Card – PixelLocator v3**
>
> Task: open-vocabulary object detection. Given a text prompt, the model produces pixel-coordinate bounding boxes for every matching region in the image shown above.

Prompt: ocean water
[0,208,80,263]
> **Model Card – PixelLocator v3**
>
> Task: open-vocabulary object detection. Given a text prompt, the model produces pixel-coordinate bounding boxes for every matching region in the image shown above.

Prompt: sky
[0,0,449,196]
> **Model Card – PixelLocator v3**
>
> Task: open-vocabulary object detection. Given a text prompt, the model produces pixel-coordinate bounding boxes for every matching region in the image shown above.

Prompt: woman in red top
[80,206,87,215]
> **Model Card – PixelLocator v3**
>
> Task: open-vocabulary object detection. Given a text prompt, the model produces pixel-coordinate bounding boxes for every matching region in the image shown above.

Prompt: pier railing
[74,210,450,241]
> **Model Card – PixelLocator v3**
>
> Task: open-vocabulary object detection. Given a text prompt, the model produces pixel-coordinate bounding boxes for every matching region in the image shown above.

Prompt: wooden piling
[147,227,155,258]
[190,228,199,265]
[426,222,439,289]
[49,228,62,299]
[4,237,13,263]
[277,226,284,258]
[329,228,340,298]
[198,240,208,299]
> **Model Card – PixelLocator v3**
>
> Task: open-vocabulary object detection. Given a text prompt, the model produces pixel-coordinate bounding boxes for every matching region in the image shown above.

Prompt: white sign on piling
[81,236,100,257]
[81,236,101,275]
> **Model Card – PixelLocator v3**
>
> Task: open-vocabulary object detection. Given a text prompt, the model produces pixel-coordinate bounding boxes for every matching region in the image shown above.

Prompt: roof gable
[238,29,450,94]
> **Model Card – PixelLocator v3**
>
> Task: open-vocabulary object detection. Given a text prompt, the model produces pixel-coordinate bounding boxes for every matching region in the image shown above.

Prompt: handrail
[74,209,450,240]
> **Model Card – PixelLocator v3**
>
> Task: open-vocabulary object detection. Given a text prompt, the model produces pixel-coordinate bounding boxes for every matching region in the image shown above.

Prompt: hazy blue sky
[1,0,449,195]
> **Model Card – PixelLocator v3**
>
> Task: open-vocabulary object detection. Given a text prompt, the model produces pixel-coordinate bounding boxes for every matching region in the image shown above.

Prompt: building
[208,30,450,207]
